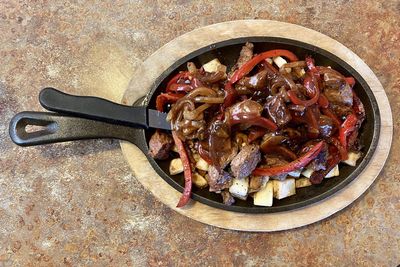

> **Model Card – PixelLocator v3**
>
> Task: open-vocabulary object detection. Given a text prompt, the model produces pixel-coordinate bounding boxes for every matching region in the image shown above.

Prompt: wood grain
[119,20,392,231]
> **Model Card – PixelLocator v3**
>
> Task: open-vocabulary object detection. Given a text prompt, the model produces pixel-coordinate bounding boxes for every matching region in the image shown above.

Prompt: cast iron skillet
[9,37,380,213]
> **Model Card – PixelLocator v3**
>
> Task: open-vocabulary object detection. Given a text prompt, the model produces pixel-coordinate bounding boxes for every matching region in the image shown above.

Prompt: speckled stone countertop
[0,1,399,266]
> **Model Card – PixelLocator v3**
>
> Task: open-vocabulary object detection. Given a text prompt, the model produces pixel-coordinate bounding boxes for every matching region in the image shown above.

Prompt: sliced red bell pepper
[230,49,299,84]
[230,113,278,131]
[166,71,203,93]
[172,131,193,208]
[305,56,317,72]
[339,113,358,149]
[252,141,325,176]
[167,83,193,92]
[166,72,189,91]
[248,127,267,143]
[222,82,237,109]
[310,144,341,184]
[156,93,185,112]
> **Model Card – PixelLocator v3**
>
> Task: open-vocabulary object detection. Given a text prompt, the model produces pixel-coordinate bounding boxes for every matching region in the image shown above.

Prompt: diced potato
[288,169,302,178]
[265,57,273,64]
[325,165,339,178]
[169,158,183,175]
[301,168,314,178]
[202,58,227,74]
[253,181,274,207]
[342,152,361,167]
[192,153,200,162]
[295,178,312,188]
[272,179,296,200]
[273,56,287,68]
[192,173,208,188]
[229,177,249,200]
[195,157,209,171]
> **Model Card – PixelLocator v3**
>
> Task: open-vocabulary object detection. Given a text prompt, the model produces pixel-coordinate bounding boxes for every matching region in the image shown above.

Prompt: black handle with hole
[9,111,138,146]
[39,87,149,128]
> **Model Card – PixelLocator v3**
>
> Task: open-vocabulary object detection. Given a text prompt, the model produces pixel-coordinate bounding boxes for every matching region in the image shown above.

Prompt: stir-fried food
[149,43,366,207]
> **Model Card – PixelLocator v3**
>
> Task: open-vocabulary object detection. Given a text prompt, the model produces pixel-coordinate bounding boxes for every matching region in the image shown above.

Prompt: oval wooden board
[119,20,392,232]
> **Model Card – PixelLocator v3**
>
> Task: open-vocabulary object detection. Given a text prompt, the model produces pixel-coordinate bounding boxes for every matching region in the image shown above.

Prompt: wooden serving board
[119,20,392,232]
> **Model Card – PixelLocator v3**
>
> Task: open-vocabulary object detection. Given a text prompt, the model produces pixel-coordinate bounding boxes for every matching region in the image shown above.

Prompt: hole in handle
[25,125,48,133]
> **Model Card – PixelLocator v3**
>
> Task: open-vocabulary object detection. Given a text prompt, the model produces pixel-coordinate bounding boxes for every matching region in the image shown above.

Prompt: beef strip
[236,42,254,69]
[207,165,234,192]
[230,144,261,179]
[208,119,238,169]
[237,70,268,90]
[264,95,292,127]
[148,131,174,160]
[221,190,235,205]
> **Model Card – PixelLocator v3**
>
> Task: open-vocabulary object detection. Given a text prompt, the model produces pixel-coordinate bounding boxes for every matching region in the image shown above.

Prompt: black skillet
[9,37,380,213]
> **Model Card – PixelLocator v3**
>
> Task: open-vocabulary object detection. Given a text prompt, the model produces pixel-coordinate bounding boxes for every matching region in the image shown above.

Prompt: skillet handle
[9,111,137,146]
[39,87,149,128]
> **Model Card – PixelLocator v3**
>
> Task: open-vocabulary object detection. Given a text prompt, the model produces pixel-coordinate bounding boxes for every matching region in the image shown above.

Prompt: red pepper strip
[248,127,267,143]
[230,49,299,84]
[156,93,185,112]
[321,108,341,129]
[305,56,317,72]
[262,145,298,161]
[287,89,319,107]
[339,114,358,149]
[318,94,329,108]
[172,131,193,208]
[345,76,355,87]
[166,72,188,91]
[329,137,348,160]
[222,82,238,109]
[253,141,325,176]
[310,145,341,184]
[230,113,278,131]
[168,83,193,92]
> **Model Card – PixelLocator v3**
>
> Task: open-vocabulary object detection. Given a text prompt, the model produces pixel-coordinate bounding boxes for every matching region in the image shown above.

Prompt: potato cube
[295,178,312,188]
[202,58,227,74]
[288,169,302,178]
[301,168,314,178]
[272,179,296,200]
[342,152,361,167]
[229,177,249,200]
[195,157,209,171]
[169,158,184,175]
[253,181,274,207]
[273,56,287,68]
[192,173,208,188]
[325,165,339,178]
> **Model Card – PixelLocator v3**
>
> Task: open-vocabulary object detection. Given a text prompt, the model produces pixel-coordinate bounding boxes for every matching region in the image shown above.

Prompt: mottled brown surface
[0,1,399,266]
